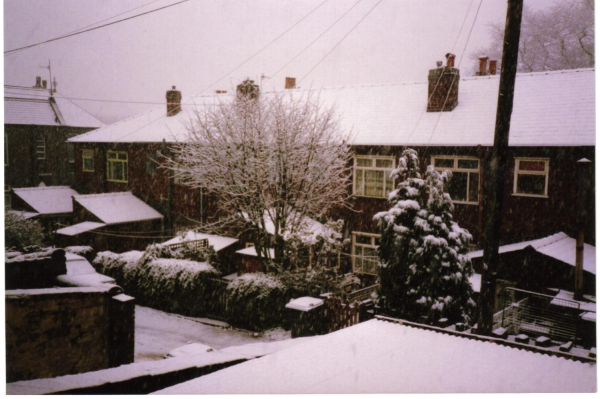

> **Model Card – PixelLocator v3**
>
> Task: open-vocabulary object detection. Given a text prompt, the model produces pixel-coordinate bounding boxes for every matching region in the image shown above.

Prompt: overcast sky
[4,0,553,124]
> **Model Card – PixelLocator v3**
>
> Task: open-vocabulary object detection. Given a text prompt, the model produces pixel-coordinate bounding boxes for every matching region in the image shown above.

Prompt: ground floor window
[352,232,380,275]
[513,158,549,197]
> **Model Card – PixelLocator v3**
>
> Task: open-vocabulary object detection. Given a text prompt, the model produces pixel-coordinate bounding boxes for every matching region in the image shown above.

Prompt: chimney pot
[166,86,182,116]
[489,60,498,75]
[436,61,443,68]
[477,56,489,76]
[35,76,42,88]
[445,53,456,68]
[285,77,296,89]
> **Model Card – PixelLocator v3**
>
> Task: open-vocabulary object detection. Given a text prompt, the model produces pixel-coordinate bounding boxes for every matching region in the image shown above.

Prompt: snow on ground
[135,306,291,362]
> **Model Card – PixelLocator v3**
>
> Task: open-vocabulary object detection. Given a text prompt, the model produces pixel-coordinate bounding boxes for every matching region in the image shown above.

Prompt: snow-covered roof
[242,210,330,242]
[13,186,79,214]
[56,221,106,236]
[551,289,596,313]
[531,232,596,275]
[4,85,104,128]
[68,69,594,147]
[236,246,275,258]
[285,296,324,312]
[156,318,596,394]
[468,273,481,293]
[162,231,239,252]
[468,232,595,275]
[73,192,163,224]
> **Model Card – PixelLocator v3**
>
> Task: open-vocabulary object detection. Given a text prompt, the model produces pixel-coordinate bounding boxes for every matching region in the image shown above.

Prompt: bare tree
[470,0,594,74]
[166,92,352,272]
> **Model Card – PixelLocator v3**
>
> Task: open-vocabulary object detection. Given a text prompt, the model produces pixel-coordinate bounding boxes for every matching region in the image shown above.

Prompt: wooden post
[478,0,524,336]
[574,158,592,300]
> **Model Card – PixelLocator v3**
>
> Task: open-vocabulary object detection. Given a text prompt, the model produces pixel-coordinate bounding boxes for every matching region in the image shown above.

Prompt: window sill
[452,201,479,206]
[83,170,95,173]
[353,194,388,200]
[511,193,548,199]
[107,179,128,183]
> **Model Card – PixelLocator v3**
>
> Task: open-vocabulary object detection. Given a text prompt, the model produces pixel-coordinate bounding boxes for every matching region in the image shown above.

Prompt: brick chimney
[236,79,260,100]
[477,56,489,76]
[427,53,460,112]
[34,76,42,88]
[166,86,182,116]
[285,77,296,89]
[489,60,498,75]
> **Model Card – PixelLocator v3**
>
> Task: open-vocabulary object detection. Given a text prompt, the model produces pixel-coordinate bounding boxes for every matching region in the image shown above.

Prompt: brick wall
[5,286,134,383]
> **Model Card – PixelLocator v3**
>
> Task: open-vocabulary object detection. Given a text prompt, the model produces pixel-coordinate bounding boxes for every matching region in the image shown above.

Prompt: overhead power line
[4,0,189,55]
[112,0,332,142]
[268,0,365,84]
[299,0,385,83]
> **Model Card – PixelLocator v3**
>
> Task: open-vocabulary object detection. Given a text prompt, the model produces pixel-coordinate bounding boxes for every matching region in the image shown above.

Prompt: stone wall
[5,286,134,383]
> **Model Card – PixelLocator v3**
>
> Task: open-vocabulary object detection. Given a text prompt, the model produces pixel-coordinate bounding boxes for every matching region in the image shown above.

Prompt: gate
[323,296,361,333]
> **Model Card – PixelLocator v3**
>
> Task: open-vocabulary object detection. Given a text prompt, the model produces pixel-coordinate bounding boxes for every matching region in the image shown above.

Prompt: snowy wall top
[68,69,594,147]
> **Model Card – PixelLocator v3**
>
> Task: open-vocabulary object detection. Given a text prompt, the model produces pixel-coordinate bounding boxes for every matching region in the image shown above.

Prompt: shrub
[5,212,45,251]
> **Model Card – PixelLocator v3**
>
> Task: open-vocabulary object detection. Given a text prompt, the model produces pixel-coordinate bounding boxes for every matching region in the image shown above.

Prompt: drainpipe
[477,145,484,246]
[575,158,592,300]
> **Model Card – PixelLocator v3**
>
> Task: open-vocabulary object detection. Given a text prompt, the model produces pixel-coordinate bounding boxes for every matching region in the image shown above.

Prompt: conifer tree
[375,149,476,325]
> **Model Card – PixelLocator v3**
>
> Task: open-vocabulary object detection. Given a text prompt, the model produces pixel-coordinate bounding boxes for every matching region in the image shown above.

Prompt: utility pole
[477,0,523,336]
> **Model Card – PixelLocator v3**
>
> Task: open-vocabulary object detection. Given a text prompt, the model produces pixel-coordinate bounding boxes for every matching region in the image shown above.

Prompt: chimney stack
[489,60,498,75]
[35,76,42,88]
[285,77,296,89]
[427,53,460,112]
[42,80,48,89]
[166,86,182,116]
[236,79,260,100]
[215,90,227,94]
[477,56,489,76]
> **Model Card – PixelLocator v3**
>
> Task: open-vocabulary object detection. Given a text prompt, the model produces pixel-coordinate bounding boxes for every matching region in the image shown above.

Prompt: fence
[205,277,229,320]
[345,284,379,303]
[164,239,209,251]
[323,296,361,333]
[497,287,581,342]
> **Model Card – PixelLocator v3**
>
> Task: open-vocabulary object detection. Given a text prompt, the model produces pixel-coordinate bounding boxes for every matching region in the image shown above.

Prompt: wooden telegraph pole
[477,0,524,335]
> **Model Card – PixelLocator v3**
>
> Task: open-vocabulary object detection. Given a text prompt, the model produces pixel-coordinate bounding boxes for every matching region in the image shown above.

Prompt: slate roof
[4,85,105,128]
[12,186,79,214]
[155,318,597,394]
[73,192,163,224]
[68,69,594,147]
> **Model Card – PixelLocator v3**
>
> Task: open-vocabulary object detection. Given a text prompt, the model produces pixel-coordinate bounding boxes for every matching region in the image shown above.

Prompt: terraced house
[66,59,595,277]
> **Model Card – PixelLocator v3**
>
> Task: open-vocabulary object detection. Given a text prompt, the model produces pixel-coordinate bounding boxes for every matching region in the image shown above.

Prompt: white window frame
[431,155,480,205]
[36,138,46,160]
[352,232,380,276]
[513,157,549,198]
[353,155,396,198]
[107,150,128,183]
[82,149,94,172]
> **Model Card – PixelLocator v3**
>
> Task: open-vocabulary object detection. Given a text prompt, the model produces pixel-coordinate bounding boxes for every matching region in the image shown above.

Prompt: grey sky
[4,0,553,124]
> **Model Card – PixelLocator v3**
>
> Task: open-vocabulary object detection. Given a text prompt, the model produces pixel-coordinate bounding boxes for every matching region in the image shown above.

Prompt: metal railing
[498,287,581,343]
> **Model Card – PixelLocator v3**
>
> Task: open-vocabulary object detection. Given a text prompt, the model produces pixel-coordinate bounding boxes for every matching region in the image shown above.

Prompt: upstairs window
[513,158,549,197]
[353,156,395,198]
[82,149,94,172]
[36,139,46,160]
[352,232,380,276]
[107,151,128,183]
[432,156,479,205]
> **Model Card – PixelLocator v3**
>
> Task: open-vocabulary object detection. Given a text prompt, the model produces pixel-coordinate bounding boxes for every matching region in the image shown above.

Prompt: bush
[94,245,223,317]
[5,212,45,251]
[226,273,291,330]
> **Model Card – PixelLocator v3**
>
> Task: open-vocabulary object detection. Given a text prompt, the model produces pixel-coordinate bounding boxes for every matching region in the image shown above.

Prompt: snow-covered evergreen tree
[375,149,476,325]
